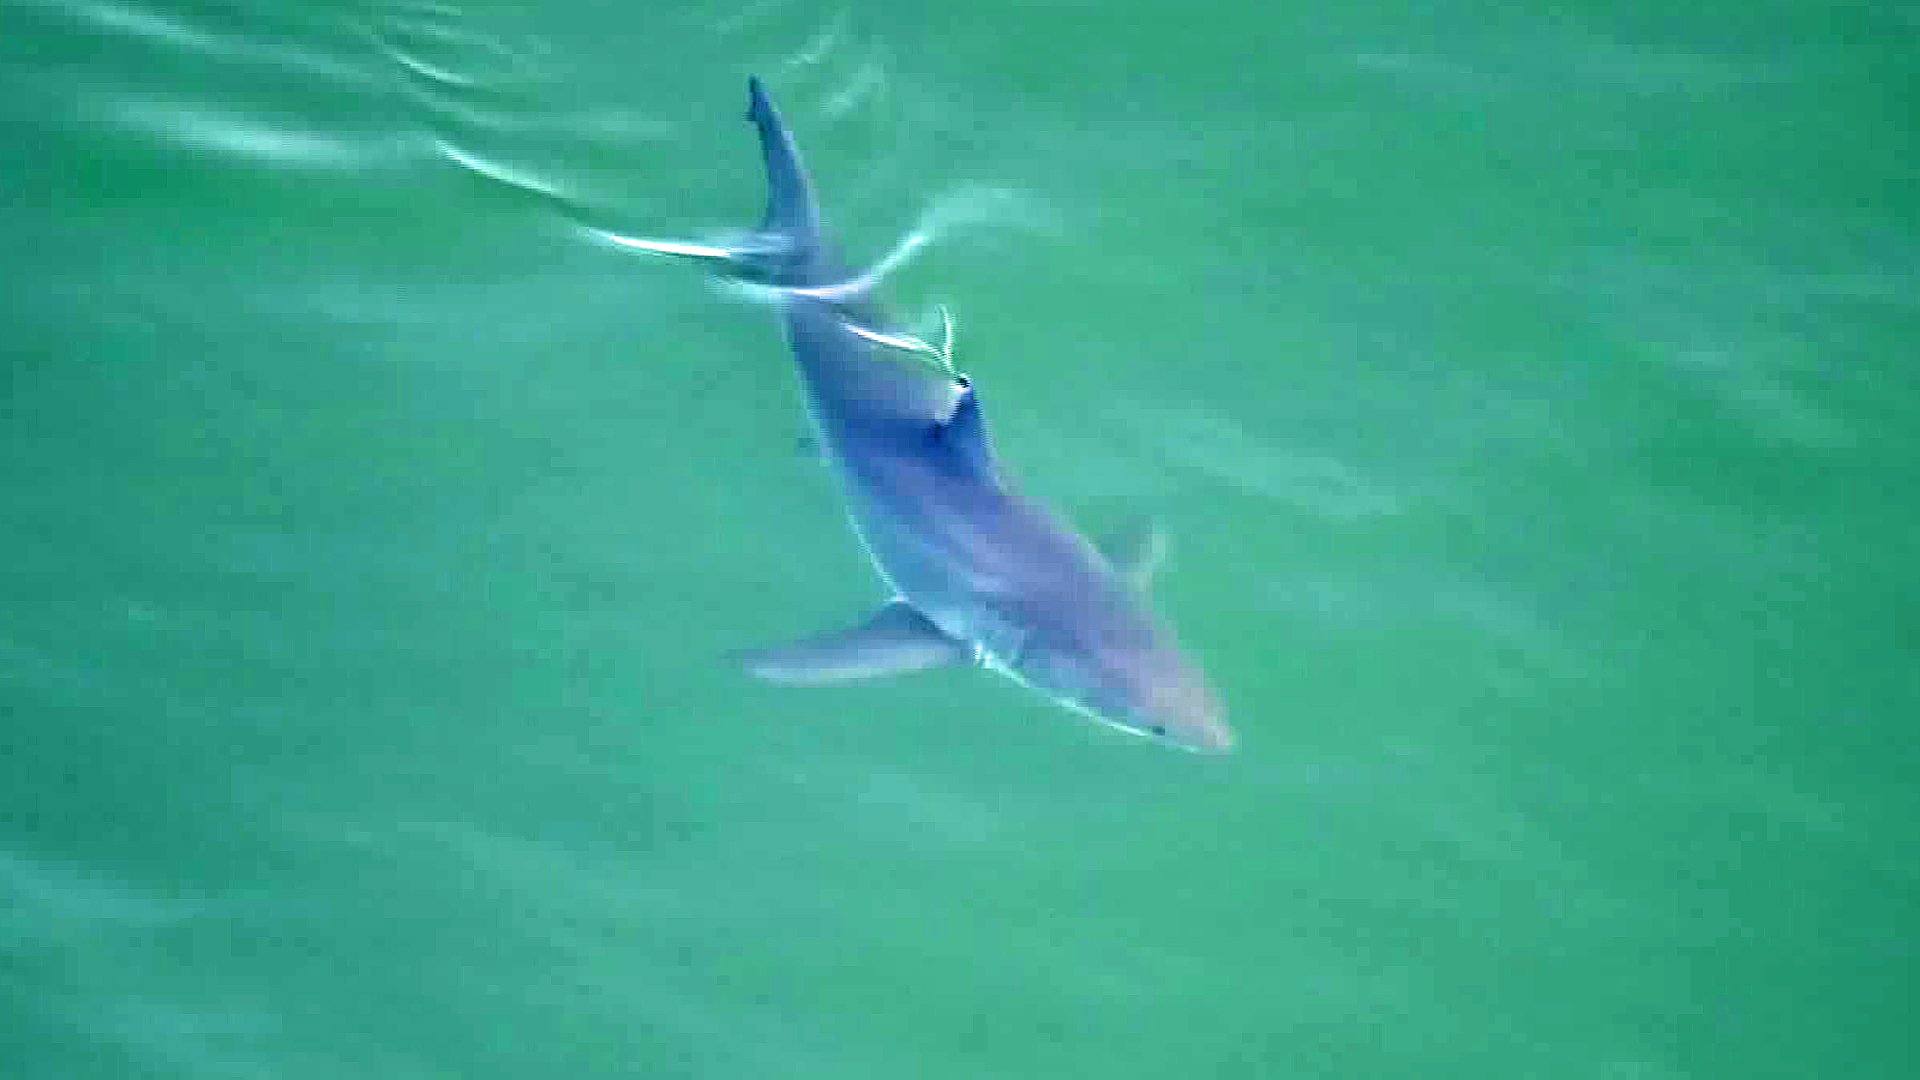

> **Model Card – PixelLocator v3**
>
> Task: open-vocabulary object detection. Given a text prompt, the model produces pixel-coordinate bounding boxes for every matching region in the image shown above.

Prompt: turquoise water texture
[3,1,1915,1077]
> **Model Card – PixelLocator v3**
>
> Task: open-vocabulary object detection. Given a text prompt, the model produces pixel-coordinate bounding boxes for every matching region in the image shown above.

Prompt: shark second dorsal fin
[731,601,966,684]
[1097,518,1169,590]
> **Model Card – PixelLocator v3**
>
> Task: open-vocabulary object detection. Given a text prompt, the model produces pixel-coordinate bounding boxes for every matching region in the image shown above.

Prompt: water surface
[4,1,1915,1077]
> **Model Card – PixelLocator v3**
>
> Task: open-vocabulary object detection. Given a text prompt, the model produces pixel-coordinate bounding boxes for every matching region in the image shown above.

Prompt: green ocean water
[4,0,1915,1076]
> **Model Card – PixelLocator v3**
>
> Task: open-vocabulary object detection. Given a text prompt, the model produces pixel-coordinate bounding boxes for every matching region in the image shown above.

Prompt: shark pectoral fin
[1098,518,1169,591]
[731,601,967,684]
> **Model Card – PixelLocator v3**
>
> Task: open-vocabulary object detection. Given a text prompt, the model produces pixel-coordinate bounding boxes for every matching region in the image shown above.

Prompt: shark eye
[1147,725,1167,738]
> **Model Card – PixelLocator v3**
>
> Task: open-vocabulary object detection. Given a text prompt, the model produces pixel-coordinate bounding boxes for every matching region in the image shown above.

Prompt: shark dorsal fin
[930,378,996,480]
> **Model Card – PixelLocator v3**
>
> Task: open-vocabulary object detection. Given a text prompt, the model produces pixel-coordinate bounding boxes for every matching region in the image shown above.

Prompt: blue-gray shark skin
[703,78,1232,753]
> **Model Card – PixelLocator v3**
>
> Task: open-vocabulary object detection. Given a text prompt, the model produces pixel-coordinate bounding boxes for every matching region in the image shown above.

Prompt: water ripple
[1128,409,1406,520]
[430,135,570,201]
[48,0,382,86]
[107,97,423,171]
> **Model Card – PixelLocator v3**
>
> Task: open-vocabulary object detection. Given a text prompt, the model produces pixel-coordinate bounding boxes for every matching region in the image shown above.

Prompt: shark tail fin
[591,80,825,289]
[745,76,822,250]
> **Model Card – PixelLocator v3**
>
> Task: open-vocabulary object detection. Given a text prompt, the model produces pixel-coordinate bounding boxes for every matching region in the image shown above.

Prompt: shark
[626,78,1232,753]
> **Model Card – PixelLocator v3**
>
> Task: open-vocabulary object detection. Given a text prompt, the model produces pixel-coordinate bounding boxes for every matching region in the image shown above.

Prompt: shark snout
[1121,652,1234,754]
[1152,678,1235,754]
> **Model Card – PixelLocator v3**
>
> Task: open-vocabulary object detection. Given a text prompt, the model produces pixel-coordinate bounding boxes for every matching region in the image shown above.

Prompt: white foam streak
[781,231,929,300]
[432,138,563,197]
[586,232,740,260]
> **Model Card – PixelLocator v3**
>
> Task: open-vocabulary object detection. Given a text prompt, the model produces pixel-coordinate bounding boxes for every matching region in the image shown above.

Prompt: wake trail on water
[586,183,1052,296]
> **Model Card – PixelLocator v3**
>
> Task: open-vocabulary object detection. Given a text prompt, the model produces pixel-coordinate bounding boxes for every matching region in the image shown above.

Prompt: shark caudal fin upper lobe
[598,80,821,284]
[745,76,821,246]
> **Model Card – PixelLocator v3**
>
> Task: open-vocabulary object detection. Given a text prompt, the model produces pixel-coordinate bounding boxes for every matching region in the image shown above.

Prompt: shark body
[668,79,1231,752]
